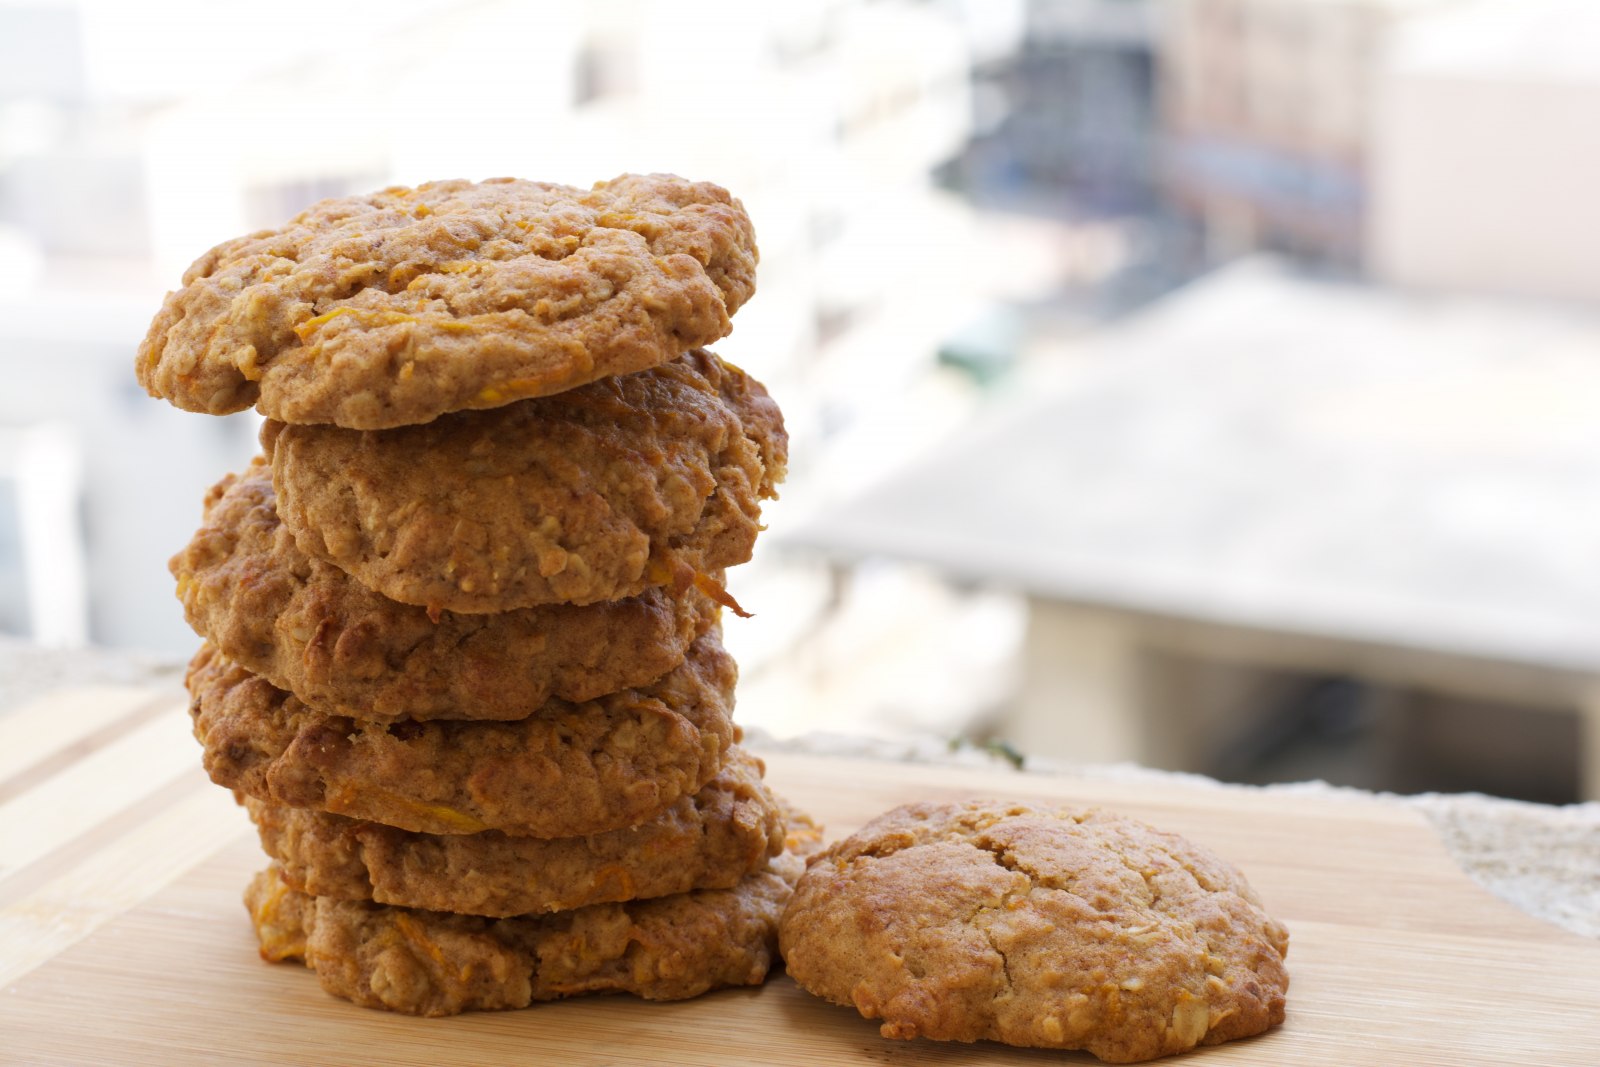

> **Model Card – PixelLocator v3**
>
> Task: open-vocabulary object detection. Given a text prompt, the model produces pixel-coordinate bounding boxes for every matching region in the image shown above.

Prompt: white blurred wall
[1368,0,1600,303]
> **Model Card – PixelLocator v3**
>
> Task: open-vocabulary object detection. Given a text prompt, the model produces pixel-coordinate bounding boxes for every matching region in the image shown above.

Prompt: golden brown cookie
[136,174,759,429]
[263,348,785,614]
[244,809,821,1016]
[244,747,784,917]
[779,800,1289,1064]
[187,634,736,838]
[173,459,718,721]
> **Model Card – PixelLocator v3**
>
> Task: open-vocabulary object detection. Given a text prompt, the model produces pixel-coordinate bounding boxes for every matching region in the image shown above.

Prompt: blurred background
[2,0,1598,802]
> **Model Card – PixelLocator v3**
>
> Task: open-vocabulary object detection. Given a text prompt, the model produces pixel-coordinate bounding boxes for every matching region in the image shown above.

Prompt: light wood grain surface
[2,683,1597,1065]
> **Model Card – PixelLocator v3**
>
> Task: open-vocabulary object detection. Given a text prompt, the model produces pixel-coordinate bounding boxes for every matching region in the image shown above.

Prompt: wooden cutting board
[2,682,1597,1065]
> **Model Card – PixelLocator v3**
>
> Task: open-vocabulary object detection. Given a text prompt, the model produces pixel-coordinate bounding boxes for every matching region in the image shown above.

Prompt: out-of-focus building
[958,0,1164,215]
[0,0,990,654]
[1159,0,1457,266]
[939,1,1206,321]
[1367,0,1600,304]
[786,256,1600,799]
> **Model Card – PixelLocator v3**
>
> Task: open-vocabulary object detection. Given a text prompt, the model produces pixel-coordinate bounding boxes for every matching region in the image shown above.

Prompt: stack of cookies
[138,175,817,1016]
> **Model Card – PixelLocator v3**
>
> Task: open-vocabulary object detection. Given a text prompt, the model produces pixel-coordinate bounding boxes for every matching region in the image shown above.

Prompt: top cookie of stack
[136,173,758,429]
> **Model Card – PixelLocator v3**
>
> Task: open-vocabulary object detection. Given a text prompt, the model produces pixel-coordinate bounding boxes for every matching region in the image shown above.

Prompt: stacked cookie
[139,175,816,1016]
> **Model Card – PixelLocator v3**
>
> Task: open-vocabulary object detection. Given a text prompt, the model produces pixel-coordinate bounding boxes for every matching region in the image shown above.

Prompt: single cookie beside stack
[779,800,1290,1063]
[142,174,818,1016]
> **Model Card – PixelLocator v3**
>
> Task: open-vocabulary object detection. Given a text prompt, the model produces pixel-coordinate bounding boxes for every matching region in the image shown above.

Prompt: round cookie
[244,809,821,1016]
[779,800,1290,1064]
[136,174,759,429]
[187,634,736,838]
[244,747,784,917]
[264,348,786,613]
[173,458,718,721]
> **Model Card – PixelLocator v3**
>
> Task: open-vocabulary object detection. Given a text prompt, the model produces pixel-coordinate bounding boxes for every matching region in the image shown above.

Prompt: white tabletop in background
[786,261,1600,676]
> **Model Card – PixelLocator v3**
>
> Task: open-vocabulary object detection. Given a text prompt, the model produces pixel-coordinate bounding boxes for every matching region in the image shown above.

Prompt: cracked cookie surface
[246,747,784,917]
[187,634,736,838]
[137,174,758,429]
[173,458,718,720]
[778,799,1289,1063]
[265,348,785,613]
[245,808,822,1016]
